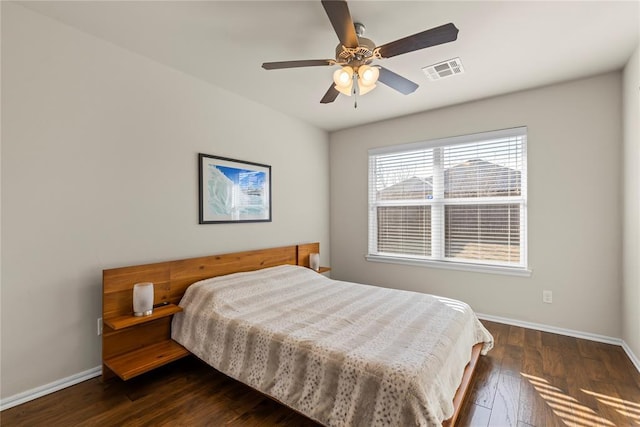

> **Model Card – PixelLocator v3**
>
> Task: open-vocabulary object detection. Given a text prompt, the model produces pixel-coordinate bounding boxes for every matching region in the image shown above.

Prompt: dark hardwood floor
[2,321,639,426]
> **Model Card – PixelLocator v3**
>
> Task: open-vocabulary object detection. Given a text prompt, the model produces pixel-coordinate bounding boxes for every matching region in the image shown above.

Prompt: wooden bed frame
[102,242,481,426]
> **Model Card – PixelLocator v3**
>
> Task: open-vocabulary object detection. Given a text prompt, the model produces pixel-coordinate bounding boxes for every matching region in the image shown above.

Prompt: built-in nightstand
[102,304,189,381]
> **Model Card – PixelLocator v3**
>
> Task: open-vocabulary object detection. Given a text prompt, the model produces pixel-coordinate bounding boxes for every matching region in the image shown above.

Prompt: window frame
[367,127,531,277]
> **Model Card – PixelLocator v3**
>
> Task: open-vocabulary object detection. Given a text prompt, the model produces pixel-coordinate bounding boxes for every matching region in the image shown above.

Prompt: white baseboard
[621,340,640,373]
[0,366,101,411]
[476,313,621,344]
[477,313,640,374]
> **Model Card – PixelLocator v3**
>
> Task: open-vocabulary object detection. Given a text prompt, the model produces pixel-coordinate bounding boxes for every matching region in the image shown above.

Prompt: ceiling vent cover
[422,57,464,81]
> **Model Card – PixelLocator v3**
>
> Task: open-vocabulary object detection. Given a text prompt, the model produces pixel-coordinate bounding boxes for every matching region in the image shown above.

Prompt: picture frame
[198,153,272,224]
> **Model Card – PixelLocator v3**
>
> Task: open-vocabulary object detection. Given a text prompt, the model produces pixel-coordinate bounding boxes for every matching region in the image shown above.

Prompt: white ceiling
[20,1,640,132]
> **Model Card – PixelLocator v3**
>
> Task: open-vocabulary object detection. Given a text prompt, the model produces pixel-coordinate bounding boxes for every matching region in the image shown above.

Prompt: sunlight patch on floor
[520,373,616,427]
[581,388,640,423]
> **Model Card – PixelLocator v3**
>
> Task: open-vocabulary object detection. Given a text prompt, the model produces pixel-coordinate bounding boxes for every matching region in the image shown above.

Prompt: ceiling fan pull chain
[353,74,358,109]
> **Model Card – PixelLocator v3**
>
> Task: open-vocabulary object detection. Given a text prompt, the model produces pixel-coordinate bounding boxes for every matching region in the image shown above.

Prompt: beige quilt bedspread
[172,265,493,427]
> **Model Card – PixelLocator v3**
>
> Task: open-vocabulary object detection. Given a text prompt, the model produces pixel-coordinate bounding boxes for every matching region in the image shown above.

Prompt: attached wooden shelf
[104,304,182,330]
[102,304,187,381]
[317,266,331,274]
[104,340,189,381]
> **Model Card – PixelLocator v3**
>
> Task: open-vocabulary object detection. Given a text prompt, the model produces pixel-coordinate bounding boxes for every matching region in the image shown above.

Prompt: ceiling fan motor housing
[336,37,376,67]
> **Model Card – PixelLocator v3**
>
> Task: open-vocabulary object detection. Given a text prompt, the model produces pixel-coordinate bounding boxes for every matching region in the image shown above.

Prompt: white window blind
[368,127,527,271]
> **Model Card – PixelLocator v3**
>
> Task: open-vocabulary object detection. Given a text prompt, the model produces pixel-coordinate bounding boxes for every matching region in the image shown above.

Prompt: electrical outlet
[97,317,103,336]
[543,290,553,304]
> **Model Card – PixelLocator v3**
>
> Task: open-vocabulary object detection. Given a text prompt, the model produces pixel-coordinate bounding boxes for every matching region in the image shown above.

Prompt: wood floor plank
[580,354,614,384]
[521,345,543,378]
[541,403,565,427]
[507,325,525,347]
[499,344,524,376]
[598,345,640,387]
[540,330,560,348]
[541,345,566,378]
[456,402,491,427]
[614,381,640,425]
[487,373,521,427]
[523,328,542,350]
[555,333,579,355]
[576,338,611,360]
[516,378,547,427]
[562,358,602,416]
[3,321,639,427]
[468,356,500,408]
[587,380,634,427]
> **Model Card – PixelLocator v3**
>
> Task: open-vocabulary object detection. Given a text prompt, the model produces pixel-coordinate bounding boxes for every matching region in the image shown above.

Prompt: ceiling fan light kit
[262,0,459,105]
[333,64,379,97]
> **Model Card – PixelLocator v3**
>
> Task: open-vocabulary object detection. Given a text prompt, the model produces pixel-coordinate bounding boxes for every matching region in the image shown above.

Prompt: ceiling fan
[261,0,459,105]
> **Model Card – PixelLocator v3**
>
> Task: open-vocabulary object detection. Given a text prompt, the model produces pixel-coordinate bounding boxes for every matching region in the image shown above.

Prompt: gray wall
[623,45,640,360]
[330,72,623,339]
[1,2,329,399]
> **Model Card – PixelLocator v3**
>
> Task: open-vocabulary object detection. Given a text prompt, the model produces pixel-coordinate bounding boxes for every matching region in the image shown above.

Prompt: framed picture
[198,153,272,224]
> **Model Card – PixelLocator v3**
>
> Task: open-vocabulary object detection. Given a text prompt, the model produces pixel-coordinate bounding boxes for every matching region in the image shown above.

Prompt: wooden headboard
[102,242,320,381]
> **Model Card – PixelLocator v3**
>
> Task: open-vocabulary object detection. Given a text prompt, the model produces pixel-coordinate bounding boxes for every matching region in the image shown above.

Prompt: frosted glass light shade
[357,65,379,95]
[133,282,154,316]
[309,253,320,271]
[333,67,354,96]
[357,82,377,95]
[358,65,379,85]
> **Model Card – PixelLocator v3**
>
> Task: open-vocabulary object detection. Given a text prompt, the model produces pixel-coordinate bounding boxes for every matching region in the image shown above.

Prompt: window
[367,127,528,274]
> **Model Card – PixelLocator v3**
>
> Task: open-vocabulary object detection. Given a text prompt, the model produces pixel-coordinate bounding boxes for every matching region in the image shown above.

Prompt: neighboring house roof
[378,176,433,200]
[378,159,521,199]
[445,159,521,197]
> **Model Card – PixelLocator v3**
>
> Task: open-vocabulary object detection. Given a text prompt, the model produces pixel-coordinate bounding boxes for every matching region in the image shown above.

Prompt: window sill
[365,254,532,277]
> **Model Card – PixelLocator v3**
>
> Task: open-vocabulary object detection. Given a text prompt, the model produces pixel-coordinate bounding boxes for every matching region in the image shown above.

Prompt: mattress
[172,264,493,426]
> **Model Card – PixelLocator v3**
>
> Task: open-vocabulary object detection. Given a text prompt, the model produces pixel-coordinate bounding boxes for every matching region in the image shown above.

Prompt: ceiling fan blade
[320,84,340,104]
[262,59,334,70]
[377,67,419,95]
[321,0,359,48]
[375,23,459,59]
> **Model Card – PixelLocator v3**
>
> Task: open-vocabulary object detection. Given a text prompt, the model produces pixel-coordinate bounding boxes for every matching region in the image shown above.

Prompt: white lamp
[309,253,320,271]
[133,282,154,316]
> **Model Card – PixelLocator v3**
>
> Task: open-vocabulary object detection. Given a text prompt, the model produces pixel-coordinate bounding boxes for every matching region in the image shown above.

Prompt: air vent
[422,57,464,81]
